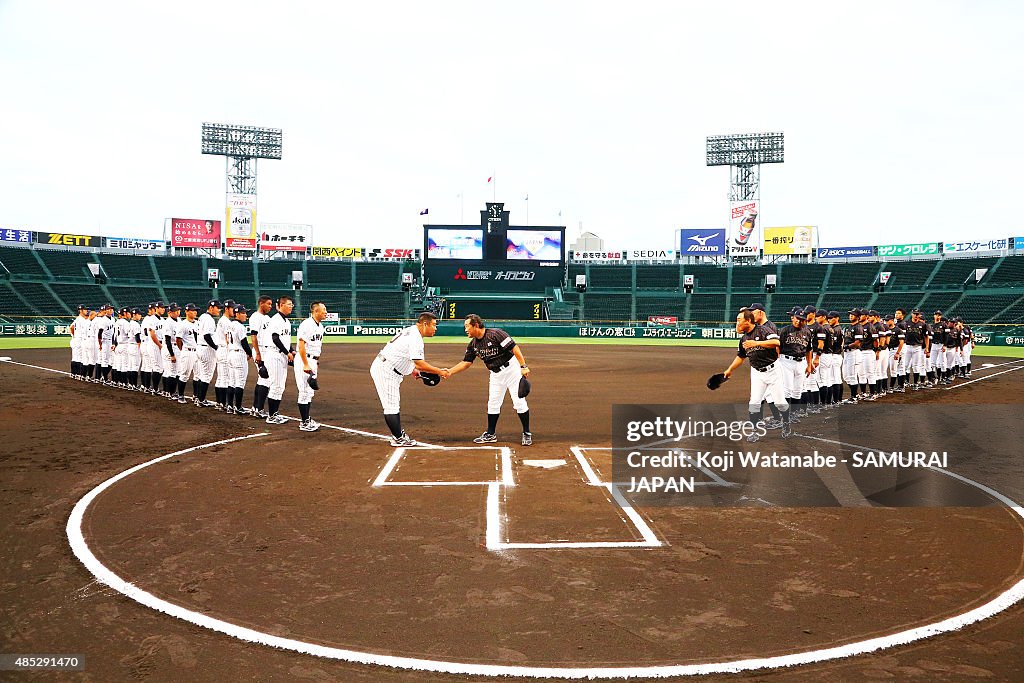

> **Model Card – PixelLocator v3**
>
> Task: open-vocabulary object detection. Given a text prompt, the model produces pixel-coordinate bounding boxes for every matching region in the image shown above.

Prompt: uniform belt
[310,355,319,360]
[490,362,511,373]
[754,362,775,373]
[783,354,803,361]
[378,354,404,376]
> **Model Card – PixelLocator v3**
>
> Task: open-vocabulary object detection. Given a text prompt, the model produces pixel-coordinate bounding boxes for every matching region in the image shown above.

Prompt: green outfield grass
[4,335,1022,356]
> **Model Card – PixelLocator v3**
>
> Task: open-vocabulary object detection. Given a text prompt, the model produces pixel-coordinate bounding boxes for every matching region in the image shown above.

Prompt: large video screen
[426,229,484,259]
[506,229,563,261]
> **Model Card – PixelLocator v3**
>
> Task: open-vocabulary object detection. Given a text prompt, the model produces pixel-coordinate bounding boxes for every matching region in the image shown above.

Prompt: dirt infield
[2,344,1023,681]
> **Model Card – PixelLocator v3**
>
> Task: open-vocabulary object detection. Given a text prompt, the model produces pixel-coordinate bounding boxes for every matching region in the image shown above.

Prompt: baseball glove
[518,376,531,398]
[706,372,728,390]
[419,372,441,386]
[307,376,319,390]
[257,361,269,379]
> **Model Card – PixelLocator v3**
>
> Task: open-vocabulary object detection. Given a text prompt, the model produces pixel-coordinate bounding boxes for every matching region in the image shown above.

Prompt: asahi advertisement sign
[225,193,257,250]
[729,200,759,257]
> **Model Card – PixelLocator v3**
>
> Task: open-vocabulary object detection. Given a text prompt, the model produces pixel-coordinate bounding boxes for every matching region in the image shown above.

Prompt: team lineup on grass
[66,298,534,446]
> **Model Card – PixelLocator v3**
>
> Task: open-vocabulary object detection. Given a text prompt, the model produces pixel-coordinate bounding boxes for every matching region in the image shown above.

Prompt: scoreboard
[423,202,565,294]
[445,298,545,321]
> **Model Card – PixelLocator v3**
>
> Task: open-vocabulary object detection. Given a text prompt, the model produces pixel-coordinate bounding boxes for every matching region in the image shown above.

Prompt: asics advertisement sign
[679,229,725,255]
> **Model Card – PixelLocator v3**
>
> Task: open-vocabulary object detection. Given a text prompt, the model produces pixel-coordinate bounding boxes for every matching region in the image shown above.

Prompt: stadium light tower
[202,123,282,195]
[705,132,784,201]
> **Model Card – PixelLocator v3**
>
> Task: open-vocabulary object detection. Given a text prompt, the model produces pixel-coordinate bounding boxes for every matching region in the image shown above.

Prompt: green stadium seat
[635,296,686,319]
[35,249,97,281]
[0,245,46,277]
[207,258,255,285]
[162,287,215,309]
[96,253,156,282]
[779,263,827,291]
[917,292,961,315]
[9,282,66,316]
[767,294,815,320]
[871,292,925,316]
[878,261,937,289]
[583,293,631,320]
[635,265,679,290]
[930,257,999,287]
[153,255,205,284]
[949,294,1020,324]
[984,255,1024,287]
[356,291,406,319]
[0,281,36,317]
[106,286,163,310]
[826,262,881,290]
[258,260,302,288]
[686,293,726,323]
[307,261,352,287]
[683,265,727,291]
[730,265,776,291]
[585,266,631,290]
[355,263,401,287]
[49,283,106,309]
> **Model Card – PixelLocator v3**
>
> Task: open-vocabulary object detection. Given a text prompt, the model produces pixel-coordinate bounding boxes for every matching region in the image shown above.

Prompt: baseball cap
[827,310,840,318]
[788,306,803,316]
[884,314,895,321]
[868,309,879,317]
[77,304,87,311]
[147,302,156,309]
[234,304,248,314]
[802,305,817,315]
[154,300,165,308]
[933,310,943,315]
[168,303,181,312]
[184,303,199,312]
[222,299,236,309]
[101,303,112,310]
[130,307,142,315]
[748,303,766,312]
[207,299,223,309]
[911,308,922,314]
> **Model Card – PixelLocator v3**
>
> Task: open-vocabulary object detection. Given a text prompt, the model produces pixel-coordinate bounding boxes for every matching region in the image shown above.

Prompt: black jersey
[944,322,959,347]
[904,320,927,346]
[463,327,517,371]
[961,325,973,347]
[887,321,906,350]
[845,323,865,350]
[930,321,946,347]
[779,324,813,358]
[808,322,829,355]
[829,323,844,353]
[738,324,779,370]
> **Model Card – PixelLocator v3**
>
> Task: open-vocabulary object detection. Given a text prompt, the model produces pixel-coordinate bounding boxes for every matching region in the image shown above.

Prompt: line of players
[733,303,974,438]
[67,296,326,432]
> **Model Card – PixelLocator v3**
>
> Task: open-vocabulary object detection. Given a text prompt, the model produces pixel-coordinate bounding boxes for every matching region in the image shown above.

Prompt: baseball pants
[228,349,249,387]
[779,357,807,400]
[748,362,787,411]
[71,340,82,365]
[944,347,959,372]
[962,344,972,368]
[162,349,177,376]
[928,346,945,372]
[876,348,890,383]
[195,347,216,383]
[127,346,141,373]
[140,343,155,373]
[905,346,925,376]
[215,351,232,389]
[82,340,97,367]
[176,349,198,383]
[295,357,319,404]
[842,350,861,386]
[98,341,112,368]
[802,362,820,393]
[824,353,842,386]
[264,352,288,401]
[889,349,906,377]
[488,359,528,414]
[859,350,876,384]
[370,355,404,414]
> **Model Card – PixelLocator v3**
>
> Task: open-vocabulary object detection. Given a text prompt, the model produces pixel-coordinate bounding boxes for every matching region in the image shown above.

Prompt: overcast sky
[1,1,1021,250]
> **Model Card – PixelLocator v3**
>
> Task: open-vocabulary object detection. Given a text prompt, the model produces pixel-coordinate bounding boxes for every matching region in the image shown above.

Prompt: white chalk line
[30,355,1024,677]
[943,364,1024,390]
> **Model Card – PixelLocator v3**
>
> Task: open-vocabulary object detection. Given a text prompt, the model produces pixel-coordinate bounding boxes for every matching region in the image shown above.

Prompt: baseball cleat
[177,396,188,404]
[299,420,320,432]
[746,432,760,443]
[254,409,269,419]
[265,413,288,425]
[762,417,782,430]
[237,407,253,416]
[224,405,235,415]
[390,432,417,447]
[198,400,218,408]
[781,422,793,438]
[473,432,498,444]
[521,432,533,446]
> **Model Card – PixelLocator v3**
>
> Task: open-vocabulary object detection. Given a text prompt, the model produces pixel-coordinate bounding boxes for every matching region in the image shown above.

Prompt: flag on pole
[524,194,529,201]
[487,176,492,183]
[419,208,429,215]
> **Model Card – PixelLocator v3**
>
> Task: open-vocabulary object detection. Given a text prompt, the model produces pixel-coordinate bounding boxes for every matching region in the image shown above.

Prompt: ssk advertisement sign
[678,229,725,256]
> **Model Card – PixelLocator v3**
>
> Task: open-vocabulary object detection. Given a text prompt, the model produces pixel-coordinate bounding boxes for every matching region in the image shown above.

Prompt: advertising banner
[105,237,165,252]
[34,232,100,248]
[764,226,814,255]
[625,249,678,262]
[258,223,311,252]
[678,228,725,256]
[647,316,679,326]
[817,246,874,259]
[943,238,1008,253]
[365,248,421,260]
[1015,237,1024,250]
[877,242,939,257]
[729,200,759,257]
[171,218,221,248]
[1,228,33,244]
[311,246,364,259]
[571,251,623,261]
[225,193,257,250]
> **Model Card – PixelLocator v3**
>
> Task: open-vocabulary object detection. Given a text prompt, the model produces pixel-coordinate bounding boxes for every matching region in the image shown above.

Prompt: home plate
[0,357,11,362]
[522,459,566,469]
[981,363,996,368]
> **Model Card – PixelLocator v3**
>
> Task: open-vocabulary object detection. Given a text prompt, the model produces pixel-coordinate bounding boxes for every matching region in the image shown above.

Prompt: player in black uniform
[824,311,844,405]
[721,308,791,439]
[778,307,814,420]
[802,305,825,413]
[446,314,533,445]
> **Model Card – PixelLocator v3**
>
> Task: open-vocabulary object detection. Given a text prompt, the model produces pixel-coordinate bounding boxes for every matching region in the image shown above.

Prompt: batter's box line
[571,446,738,488]
[372,447,514,488]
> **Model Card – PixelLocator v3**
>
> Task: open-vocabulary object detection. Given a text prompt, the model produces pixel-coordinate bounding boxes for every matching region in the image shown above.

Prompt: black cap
[803,305,817,315]
[788,307,803,316]
[131,308,142,315]
[168,303,181,312]
[101,303,112,310]
[911,308,922,314]
[154,300,165,308]
[748,303,765,312]
[222,299,236,309]
[120,307,129,315]
[207,299,223,309]
[234,304,248,314]
[147,302,156,309]
[77,304,87,311]
[868,309,879,317]
[827,310,840,318]
[184,303,199,312]
[885,314,895,321]
[934,310,943,315]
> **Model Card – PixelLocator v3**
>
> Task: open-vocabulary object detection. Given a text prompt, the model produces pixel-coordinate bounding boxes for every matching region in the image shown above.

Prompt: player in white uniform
[370,312,449,446]
[81,309,98,381]
[111,308,128,387]
[194,299,221,407]
[213,300,237,411]
[261,296,295,424]
[140,302,164,394]
[94,304,115,384]
[248,295,274,418]
[160,304,181,397]
[295,301,328,432]
[227,304,253,414]
[69,305,89,379]
[127,309,144,389]
[174,304,201,403]
[446,314,533,445]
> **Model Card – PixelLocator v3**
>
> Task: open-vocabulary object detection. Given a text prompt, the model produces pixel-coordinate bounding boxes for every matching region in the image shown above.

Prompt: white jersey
[215,315,234,348]
[176,318,199,351]
[114,318,131,345]
[228,319,247,351]
[263,311,292,352]
[297,317,324,359]
[197,312,217,350]
[72,315,89,346]
[141,314,159,346]
[249,310,271,345]
[95,315,114,344]
[378,325,424,376]
[128,319,142,345]
[160,316,180,346]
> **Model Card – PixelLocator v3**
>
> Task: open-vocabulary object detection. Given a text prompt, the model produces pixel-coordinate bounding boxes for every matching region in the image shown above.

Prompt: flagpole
[525,194,529,225]
[493,171,496,202]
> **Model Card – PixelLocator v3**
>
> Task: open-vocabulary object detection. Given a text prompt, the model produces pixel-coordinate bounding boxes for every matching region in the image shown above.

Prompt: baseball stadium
[2,211,1024,681]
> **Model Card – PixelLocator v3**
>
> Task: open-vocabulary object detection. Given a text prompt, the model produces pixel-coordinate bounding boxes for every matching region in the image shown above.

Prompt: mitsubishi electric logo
[495,271,535,281]
[454,268,468,280]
